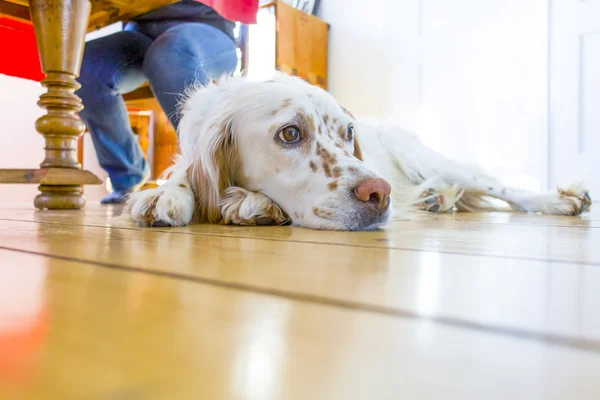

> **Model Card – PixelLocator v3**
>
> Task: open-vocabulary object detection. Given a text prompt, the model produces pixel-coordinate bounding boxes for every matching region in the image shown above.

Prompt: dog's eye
[279,126,301,144]
[347,125,354,141]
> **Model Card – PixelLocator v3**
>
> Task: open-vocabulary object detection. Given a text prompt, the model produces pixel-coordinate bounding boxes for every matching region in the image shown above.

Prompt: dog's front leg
[221,187,289,226]
[124,169,196,227]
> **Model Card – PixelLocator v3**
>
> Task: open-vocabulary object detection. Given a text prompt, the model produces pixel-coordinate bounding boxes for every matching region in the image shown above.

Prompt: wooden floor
[0,202,599,399]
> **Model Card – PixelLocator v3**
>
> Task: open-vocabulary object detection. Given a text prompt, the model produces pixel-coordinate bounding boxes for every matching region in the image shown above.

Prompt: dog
[124,72,592,231]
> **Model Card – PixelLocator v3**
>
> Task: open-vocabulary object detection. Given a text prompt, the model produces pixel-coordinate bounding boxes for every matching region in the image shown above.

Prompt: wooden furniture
[247,0,329,89]
[124,96,179,182]
[0,0,177,209]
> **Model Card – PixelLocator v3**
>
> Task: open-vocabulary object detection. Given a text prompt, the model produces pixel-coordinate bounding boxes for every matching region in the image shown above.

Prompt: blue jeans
[77,19,237,192]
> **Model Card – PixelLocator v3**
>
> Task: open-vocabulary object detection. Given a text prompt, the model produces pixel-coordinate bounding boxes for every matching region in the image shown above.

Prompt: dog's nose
[353,178,391,210]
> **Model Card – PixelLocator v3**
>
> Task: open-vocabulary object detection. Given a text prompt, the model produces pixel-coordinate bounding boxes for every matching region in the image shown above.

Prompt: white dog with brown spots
[124,73,592,230]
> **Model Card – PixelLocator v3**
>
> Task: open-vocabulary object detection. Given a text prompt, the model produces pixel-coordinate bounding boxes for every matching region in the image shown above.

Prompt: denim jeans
[77,5,238,192]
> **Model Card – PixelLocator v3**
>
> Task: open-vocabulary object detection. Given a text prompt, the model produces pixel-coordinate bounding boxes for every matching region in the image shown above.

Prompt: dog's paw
[221,187,288,226]
[125,185,195,227]
[416,186,463,213]
[417,189,443,213]
[552,183,592,216]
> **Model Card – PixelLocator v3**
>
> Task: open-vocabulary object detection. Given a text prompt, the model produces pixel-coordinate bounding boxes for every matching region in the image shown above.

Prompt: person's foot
[100,190,131,204]
[101,164,151,205]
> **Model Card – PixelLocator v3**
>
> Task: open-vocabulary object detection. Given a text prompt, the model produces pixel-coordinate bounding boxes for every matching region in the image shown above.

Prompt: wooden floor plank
[2,202,599,228]
[0,218,599,349]
[0,206,599,265]
[1,249,599,400]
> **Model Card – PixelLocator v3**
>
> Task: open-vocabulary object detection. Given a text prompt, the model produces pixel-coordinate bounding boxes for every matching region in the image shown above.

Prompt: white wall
[0,74,45,201]
[319,0,549,190]
[0,73,109,202]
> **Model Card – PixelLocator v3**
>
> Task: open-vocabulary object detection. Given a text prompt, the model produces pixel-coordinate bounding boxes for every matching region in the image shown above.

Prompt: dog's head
[177,73,392,230]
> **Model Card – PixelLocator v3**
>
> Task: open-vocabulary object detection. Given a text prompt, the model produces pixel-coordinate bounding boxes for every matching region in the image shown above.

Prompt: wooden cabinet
[248,0,329,89]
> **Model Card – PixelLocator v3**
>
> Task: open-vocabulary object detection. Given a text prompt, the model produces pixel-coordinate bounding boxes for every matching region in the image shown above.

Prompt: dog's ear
[186,116,238,224]
[177,78,247,223]
[339,104,363,161]
[353,134,363,161]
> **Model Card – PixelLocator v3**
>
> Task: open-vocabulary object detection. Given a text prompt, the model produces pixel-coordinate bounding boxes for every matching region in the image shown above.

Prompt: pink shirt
[197,0,259,24]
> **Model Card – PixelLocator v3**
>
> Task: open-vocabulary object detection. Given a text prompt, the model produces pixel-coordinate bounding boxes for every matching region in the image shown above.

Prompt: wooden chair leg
[28,0,99,209]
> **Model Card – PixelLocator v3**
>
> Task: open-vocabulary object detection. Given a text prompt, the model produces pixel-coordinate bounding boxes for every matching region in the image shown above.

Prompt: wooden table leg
[27,0,99,209]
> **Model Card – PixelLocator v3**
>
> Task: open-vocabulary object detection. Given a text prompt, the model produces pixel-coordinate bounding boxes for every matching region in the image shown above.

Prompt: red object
[0,18,44,82]
[0,309,48,385]
[200,0,258,24]
[0,0,258,82]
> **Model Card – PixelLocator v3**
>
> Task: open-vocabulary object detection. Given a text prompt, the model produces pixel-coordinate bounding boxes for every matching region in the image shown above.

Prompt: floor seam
[1,245,599,354]
[2,217,599,267]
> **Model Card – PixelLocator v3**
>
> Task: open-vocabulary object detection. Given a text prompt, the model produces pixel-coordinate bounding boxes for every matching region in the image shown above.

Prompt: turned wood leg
[29,0,92,209]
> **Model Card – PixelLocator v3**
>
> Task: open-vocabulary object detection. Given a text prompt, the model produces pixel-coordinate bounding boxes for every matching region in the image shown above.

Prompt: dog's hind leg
[374,123,591,216]
[436,162,592,216]
[415,186,464,213]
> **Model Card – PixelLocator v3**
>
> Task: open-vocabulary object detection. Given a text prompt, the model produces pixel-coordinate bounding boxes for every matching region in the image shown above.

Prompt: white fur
[125,169,195,227]
[123,73,592,230]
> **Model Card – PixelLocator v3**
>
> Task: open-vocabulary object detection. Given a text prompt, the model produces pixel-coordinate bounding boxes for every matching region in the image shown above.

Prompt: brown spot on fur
[141,197,159,224]
[179,183,187,189]
[270,99,292,116]
[348,167,358,173]
[318,145,336,164]
[340,105,355,118]
[315,142,339,178]
[333,118,337,124]
[328,181,339,191]
[334,141,344,149]
[318,124,323,135]
[337,124,346,140]
[304,113,315,132]
[313,207,332,218]
[281,98,292,110]
[333,166,342,178]
[323,114,329,124]
[309,160,318,172]
[167,209,175,219]
[291,111,316,156]
[322,162,332,177]
[269,123,276,133]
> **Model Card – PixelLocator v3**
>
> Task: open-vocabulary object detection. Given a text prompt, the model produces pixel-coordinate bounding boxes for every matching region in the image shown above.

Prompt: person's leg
[141,23,238,130]
[77,31,153,203]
